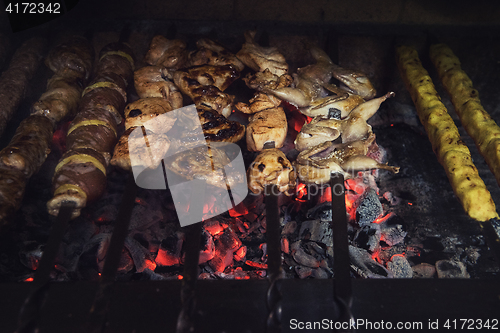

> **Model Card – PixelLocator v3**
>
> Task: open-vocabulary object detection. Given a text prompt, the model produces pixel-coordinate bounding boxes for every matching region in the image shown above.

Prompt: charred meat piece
[246,107,287,152]
[134,65,183,108]
[164,145,245,190]
[173,107,245,150]
[189,38,245,72]
[247,148,296,195]
[173,64,240,117]
[236,30,288,76]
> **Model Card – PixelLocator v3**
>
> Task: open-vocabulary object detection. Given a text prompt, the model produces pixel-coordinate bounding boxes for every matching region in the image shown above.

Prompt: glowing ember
[24,277,34,282]
[228,201,249,217]
[295,183,307,202]
[373,212,395,224]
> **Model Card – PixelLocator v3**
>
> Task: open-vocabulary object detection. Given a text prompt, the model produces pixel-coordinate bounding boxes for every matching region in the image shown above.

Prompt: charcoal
[156,232,184,266]
[208,228,241,272]
[379,216,407,246]
[295,265,313,279]
[282,220,297,235]
[291,242,320,268]
[349,245,393,278]
[412,263,436,278]
[387,255,413,278]
[306,202,332,222]
[124,236,151,273]
[305,241,326,256]
[310,267,327,278]
[354,223,381,252]
[435,260,470,278]
[356,189,383,226]
[298,219,333,247]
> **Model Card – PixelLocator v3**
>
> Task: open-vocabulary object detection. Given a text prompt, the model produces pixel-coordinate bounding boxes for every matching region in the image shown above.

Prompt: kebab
[47,42,135,219]
[253,44,371,118]
[396,45,498,222]
[0,36,93,226]
[430,43,500,188]
[0,37,47,138]
[143,35,188,78]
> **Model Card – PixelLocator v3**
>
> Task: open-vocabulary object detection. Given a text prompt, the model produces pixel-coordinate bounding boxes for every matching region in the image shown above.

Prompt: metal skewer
[330,172,354,333]
[16,201,76,333]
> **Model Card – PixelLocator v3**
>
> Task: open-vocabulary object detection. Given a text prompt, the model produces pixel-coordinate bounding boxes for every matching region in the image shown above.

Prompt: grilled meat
[294,137,399,184]
[0,37,46,138]
[236,30,288,76]
[134,65,183,108]
[173,65,239,117]
[110,97,176,171]
[0,36,93,227]
[164,144,245,190]
[48,42,135,219]
[247,148,296,195]
[294,116,341,151]
[144,35,188,76]
[189,38,245,72]
[246,106,287,151]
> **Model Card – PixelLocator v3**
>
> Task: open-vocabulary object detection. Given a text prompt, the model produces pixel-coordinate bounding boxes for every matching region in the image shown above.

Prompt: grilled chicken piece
[172,107,245,151]
[173,65,239,117]
[236,31,288,76]
[123,97,177,131]
[111,127,171,171]
[134,65,183,108]
[110,98,177,171]
[164,145,245,189]
[294,137,399,184]
[144,36,188,77]
[246,107,287,151]
[189,38,245,72]
[236,69,293,114]
[247,148,296,195]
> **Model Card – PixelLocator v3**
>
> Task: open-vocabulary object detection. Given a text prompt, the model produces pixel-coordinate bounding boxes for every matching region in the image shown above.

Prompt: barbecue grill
[0,1,500,332]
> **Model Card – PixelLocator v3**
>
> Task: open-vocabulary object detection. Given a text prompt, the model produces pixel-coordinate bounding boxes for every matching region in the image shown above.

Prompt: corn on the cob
[430,43,500,189]
[396,45,498,221]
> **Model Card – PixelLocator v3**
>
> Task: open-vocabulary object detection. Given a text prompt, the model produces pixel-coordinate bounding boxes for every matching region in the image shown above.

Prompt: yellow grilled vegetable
[430,43,500,188]
[396,45,498,221]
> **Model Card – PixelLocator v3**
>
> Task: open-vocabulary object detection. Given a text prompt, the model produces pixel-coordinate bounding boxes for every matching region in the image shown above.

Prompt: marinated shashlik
[144,35,188,78]
[0,36,93,226]
[47,42,135,219]
[0,37,47,138]
[430,44,500,188]
[397,45,498,222]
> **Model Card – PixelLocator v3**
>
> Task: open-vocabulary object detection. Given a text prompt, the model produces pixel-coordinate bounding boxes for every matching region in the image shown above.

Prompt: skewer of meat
[0,36,93,227]
[430,43,500,188]
[396,45,498,222]
[0,37,47,138]
[47,42,135,219]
